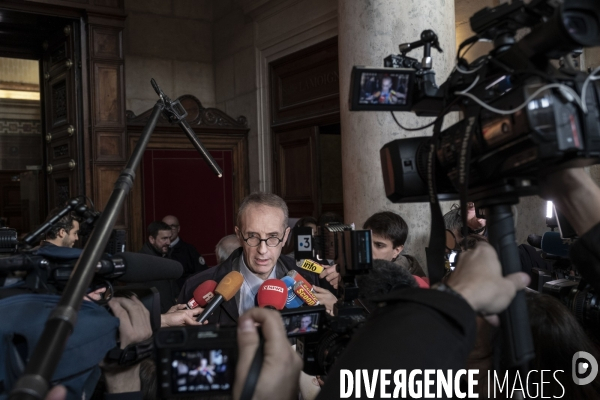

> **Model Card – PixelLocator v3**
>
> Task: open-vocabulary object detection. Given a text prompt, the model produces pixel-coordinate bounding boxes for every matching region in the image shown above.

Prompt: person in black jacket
[162,215,208,289]
[178,192,340,325]
[139,221,179,313]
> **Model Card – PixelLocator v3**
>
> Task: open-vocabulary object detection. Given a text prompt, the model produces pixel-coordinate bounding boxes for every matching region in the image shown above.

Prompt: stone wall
[123,0,215,115]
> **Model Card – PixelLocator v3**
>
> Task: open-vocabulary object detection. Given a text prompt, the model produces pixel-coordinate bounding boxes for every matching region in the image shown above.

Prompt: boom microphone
[256,279,288,310]
[109,252,184,282]
[196,271,244,323]
[281,276,304,308]
[186,280,217,309]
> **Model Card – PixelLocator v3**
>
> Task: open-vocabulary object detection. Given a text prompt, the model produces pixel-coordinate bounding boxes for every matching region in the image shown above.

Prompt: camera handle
[9,79,221,400]
[399,29,442,70]
[477,198,535,369]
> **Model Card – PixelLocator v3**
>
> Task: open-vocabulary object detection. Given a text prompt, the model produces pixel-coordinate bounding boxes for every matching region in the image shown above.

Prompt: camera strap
[239,330,265,400]
[426,112,449,285]
[457,108,481,246]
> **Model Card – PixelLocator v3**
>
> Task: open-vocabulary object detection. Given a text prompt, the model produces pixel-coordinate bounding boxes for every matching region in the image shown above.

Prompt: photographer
[316,240,529,399]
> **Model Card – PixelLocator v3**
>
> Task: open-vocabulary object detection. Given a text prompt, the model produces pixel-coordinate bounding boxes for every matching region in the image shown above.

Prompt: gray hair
[215,234,240,264]
[443,208,462,232]
[236,192,289,230]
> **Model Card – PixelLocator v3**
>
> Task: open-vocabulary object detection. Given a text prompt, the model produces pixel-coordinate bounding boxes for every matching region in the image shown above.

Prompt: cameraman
[40,208,81,249]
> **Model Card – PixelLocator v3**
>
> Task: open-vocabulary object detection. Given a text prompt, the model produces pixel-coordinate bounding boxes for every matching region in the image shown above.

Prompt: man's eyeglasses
[168,224,179,229]
[240,234,285,247]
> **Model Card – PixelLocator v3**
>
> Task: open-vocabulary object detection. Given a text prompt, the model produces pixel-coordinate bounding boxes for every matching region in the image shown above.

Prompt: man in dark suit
[178,192,340,325]
[139,220,179,313]
[162,215,208,289]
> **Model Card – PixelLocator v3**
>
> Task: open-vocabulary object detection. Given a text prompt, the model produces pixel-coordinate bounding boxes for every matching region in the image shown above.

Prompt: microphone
[527,234,542,249]
[281,276,304,308]
[0,252,184,283]
[287,270,315,292]
[196,271,244,323]
[256,279,288,310]
[296,259,325,274]
[186,280,217,309]
[293,281,319,306]
[541,231,570,258]
[110,252,184,282]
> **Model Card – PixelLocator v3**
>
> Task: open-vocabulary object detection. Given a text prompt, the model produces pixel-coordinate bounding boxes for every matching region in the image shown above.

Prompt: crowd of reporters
[2,167,600,400]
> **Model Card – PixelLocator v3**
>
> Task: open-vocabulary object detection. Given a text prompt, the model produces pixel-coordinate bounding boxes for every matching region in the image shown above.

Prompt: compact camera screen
[282,310,322,337]
[170,349,233,394]
[350,66,414,111]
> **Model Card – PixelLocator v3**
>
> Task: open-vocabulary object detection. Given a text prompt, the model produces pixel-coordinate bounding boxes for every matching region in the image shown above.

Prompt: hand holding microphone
[161,304,204,327]
[186,280,217,309]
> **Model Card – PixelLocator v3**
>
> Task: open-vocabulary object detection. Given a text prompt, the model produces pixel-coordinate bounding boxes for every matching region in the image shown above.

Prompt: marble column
[338,0,456,268]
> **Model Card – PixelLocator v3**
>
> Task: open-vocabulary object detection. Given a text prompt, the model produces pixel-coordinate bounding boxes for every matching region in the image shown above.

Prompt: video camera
[348,0,600,203]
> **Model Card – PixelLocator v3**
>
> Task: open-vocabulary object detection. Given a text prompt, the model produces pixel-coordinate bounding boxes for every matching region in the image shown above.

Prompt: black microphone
[196,271,244,323]
[101,252,183,282]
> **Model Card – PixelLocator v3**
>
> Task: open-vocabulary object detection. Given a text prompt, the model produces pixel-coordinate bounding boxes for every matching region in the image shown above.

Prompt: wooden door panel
[274,127,319,218]
[43,21,82,210]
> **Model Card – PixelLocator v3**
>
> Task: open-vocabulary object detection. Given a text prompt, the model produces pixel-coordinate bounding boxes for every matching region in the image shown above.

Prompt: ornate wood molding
[126,95,248,129]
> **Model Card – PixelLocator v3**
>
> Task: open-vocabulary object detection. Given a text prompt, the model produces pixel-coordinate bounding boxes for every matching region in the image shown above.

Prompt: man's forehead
[158,230,172,236]
[239,204,285,230]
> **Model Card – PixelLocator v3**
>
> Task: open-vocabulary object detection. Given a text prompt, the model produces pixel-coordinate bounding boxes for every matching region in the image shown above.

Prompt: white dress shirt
[237,256,277,315]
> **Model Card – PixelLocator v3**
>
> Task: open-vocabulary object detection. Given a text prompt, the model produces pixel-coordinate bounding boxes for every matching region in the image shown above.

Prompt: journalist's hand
[234,308,302,400]
[313,286,338,315]
[161,304,204,327]
[447,242,530,315]
[319,265,340,290]
[102,296,152,393]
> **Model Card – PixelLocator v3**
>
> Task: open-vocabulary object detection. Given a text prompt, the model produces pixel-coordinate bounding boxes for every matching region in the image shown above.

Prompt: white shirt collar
[170,237,180,247]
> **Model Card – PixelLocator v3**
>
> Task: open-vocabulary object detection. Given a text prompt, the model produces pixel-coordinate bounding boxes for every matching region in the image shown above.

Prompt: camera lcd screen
[283,312,321,336]
[350,66,415,111]
[170,349,233,393]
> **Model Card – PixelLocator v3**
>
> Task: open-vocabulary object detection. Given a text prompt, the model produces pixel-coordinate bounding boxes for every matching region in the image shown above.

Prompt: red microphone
[186,280,217,309]
[256,279,288,310]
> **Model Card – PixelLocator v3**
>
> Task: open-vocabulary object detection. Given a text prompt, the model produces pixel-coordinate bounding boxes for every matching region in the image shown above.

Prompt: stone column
[338,0,456,267]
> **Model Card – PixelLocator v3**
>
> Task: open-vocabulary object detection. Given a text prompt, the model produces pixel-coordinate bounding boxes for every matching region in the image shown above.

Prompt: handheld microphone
[541,231,570,258]
[281,276,304,308]
[186,280,217,309]
[287,270,315,292]
[256,279,288,310]
[293,281,319,306]
[196,271,244,323]
[296,259,325,274]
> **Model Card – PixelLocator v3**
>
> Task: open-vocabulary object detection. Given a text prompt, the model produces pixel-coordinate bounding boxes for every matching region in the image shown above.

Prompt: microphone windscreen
[192,280,217,307]
[281,276,304,308]
[215,271,244,301]
[541,231,570,258]
[287,270,314,291]
[116,252,184,282]
[257,279,288,310]
[293,281,319,306]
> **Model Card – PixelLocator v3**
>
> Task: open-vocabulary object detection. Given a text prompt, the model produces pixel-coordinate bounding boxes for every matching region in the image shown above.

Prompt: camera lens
[563,14,587,36]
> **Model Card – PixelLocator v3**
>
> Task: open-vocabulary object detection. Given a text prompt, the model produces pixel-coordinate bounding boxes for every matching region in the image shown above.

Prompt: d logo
[572,351,599,385]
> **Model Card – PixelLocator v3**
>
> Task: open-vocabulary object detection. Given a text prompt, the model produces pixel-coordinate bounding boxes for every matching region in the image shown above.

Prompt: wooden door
[274,127,320,218]
[42,21,84,210]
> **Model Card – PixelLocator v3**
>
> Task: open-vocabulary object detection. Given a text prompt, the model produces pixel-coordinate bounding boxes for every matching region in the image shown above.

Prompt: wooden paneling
[270,37,339,127]
[91,27,122,59]
[93,62,123,126]
[274,127,319,218]
[95,131,125,161]
[94,165,126,227]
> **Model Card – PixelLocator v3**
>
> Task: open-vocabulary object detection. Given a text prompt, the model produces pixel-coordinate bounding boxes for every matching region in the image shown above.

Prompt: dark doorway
[0,8,85,237]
